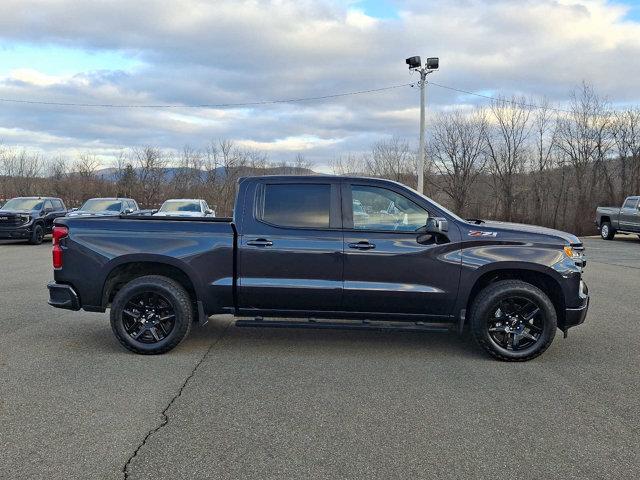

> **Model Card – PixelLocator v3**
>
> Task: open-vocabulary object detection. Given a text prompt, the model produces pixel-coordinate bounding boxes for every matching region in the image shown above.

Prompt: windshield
[402,185,466,223]
[80,199,123,212]
[159,201,201,213]
[2,198,44,210]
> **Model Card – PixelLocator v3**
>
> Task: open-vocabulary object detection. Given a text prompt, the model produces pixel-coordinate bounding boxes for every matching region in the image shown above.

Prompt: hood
[153,211,205,217]
[0,209,33,215]
[478,220,581,245]
[67,210,119,217]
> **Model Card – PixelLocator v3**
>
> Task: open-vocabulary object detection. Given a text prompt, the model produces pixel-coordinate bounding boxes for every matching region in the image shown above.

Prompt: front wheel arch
[464,268,565,331]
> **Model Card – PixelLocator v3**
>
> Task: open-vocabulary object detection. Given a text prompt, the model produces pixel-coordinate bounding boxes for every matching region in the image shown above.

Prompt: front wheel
[28,224,44,245]
[110,275,193,354]
[470,280,557,361]
[600,222,615,240]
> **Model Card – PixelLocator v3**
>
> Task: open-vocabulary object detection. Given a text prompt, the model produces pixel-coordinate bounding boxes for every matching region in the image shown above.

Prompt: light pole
[406,56,438,194]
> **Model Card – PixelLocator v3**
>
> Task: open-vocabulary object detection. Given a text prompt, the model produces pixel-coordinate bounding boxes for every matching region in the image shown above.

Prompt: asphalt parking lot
[1,235,639,479]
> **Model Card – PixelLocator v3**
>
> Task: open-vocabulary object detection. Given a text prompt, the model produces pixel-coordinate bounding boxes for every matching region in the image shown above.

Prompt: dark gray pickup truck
[48,176,589,361]
[595,196,640,240]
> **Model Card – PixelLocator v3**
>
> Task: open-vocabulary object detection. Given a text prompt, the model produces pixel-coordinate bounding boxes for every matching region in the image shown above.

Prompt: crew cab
[67,197,140,217]
[47,176,589,361]
[595,196,640,240]
[0,196,67,244]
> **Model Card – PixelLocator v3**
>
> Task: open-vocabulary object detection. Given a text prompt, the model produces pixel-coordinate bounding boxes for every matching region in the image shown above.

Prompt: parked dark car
[595,196,640,240]
[47,176,589,361]
[0,196,67,244]
[67,198,139,217]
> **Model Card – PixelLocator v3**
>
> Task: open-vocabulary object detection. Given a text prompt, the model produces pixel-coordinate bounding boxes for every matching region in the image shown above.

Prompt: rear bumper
[563,280,589,329]
[47,282,80,311]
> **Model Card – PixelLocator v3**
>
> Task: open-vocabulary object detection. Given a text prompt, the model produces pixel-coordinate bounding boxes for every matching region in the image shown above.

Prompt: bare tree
[331,153,365,175]
[363,136,415,185]
[133,146,166,207]
[485,97,532,221]
[1,148,43,196]
[430,109,488,214]
[528,99,561,226]
[556,83,612,232]
[612,107,640,199]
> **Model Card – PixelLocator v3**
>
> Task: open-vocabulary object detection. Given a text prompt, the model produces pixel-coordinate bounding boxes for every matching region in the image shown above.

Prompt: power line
[0,83,413,109]
[0,79,575,112]
[425,81,573,113]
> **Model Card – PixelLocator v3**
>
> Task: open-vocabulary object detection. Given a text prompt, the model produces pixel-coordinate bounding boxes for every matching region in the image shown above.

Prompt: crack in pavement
[122,320,232,480]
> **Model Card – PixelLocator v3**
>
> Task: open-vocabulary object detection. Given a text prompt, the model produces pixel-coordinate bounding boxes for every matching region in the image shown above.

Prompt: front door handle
[348,241,376,250]
[247,238,273,247]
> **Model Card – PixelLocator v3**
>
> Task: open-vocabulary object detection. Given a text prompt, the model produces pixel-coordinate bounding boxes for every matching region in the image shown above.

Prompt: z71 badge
[469,230,498,237]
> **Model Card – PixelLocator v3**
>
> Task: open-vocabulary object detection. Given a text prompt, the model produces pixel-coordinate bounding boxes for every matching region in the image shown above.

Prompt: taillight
[52,225,68,269]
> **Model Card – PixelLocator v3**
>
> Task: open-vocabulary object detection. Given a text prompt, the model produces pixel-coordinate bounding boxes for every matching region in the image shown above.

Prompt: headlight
[564,245,586,267]
[18,214,30,224]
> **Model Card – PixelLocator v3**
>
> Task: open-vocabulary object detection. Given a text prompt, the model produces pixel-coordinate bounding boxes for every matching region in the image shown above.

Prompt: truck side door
[341,182,460,319]
[620,197,640,232]
[237,179,343,313]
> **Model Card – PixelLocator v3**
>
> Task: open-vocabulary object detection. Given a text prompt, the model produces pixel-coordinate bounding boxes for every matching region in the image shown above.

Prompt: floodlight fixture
[405,56,421,69]
[426,57,439,70]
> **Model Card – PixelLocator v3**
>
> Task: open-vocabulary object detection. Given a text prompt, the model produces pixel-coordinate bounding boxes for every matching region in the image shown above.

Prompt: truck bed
[53,215,236,314]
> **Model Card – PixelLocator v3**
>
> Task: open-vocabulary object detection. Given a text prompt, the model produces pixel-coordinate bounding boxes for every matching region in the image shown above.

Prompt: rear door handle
[247,238,273,247]
[348,241,376,250]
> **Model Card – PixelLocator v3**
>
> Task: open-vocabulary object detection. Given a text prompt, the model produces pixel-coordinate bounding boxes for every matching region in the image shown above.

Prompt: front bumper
[47,282,81,310]
[0,226,32,239]
[564,280,589,330]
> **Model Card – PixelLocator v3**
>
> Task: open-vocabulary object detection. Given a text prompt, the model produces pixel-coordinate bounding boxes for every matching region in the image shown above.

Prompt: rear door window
[260,184,331,228]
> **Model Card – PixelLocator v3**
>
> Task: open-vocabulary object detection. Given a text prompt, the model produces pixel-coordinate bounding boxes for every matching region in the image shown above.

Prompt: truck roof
[12,196,62,200]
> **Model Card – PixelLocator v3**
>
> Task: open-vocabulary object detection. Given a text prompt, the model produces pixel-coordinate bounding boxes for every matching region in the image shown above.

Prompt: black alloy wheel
[470,280,557,361]
[487,296,544,351]
[29,224,45,245]
[122,292,176,343]
[110,275,193,354]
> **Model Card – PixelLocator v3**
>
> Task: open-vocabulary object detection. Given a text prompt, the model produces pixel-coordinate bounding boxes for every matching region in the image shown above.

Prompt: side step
[234,318,453,333]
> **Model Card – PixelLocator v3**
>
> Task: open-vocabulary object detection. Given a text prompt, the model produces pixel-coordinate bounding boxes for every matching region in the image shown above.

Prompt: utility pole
[406,56,439,194]
[418,70,427,194]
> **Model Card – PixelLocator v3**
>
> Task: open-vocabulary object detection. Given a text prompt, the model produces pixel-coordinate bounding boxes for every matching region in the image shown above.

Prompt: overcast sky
[0,0,639,171]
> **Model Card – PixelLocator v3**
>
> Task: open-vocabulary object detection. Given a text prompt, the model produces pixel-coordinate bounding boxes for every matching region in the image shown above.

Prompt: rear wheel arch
[101,260,199,312]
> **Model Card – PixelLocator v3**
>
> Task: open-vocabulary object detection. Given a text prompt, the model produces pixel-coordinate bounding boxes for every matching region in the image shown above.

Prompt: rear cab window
[256,183,339,229]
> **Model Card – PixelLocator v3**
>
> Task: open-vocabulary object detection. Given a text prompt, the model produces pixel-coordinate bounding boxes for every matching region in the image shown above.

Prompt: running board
[234,318,453,333]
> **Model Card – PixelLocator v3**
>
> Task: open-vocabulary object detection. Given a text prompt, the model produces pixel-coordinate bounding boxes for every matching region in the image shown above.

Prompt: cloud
[0,0,638,169]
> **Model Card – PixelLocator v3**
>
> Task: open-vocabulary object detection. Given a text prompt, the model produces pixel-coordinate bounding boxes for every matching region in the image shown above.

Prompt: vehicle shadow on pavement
[80,316,485,360]
[0,239,52,246]
[200,317,486,361]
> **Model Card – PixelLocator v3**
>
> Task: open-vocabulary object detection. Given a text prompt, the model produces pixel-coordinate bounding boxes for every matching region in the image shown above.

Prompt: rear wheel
[600,222,615,240]
[28,224,44,245]
[470,280,557,361]
[110,275,193,354]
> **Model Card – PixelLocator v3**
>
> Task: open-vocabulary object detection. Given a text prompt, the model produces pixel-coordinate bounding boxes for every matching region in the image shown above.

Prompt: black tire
[28,224,45,245]
[470,280,557,362]
[600,222,615,240]
[110,275,193,354]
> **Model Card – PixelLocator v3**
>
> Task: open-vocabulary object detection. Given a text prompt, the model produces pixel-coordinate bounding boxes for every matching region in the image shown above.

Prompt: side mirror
[416,217,449,244]
[123,208,134,215]
[70,207,78,212]
[205,209,214,216]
